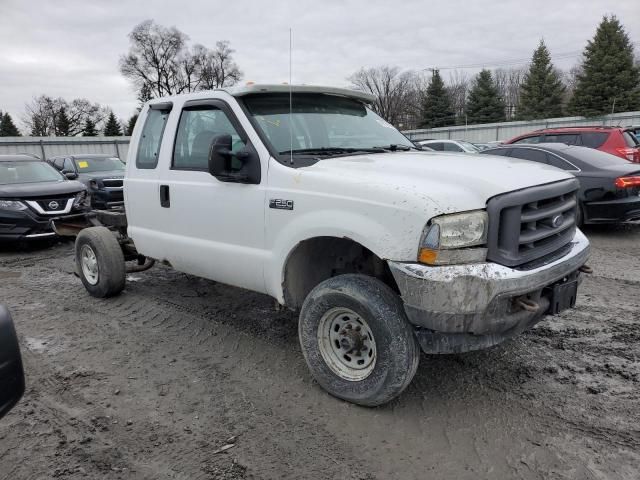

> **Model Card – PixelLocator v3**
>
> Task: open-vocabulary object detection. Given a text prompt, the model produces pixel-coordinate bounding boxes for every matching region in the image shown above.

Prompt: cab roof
[147,84,376,107]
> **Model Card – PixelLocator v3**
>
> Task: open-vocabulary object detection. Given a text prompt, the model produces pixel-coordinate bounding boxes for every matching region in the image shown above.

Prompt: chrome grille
[486,179,579,268]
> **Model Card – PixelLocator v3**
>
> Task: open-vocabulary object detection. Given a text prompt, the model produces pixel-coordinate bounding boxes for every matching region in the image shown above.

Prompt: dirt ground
[0,225,639,480]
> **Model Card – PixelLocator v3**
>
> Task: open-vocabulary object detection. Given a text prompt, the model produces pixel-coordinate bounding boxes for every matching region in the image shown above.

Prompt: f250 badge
[269,199,294,210]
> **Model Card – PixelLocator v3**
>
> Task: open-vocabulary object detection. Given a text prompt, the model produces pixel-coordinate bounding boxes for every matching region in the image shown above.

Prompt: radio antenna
[289,28,294,165]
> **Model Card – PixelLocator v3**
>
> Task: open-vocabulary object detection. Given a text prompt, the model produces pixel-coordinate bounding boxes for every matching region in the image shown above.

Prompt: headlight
[418,210,488,265]
[0,200,27,211]
[73,191,90,209]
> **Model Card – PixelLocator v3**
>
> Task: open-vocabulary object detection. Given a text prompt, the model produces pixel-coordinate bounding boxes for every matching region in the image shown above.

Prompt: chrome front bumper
[388,230,590,348]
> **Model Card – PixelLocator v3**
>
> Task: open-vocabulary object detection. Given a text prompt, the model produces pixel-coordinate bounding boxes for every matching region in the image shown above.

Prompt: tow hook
[516,297,540,312]
[579,264,593,274]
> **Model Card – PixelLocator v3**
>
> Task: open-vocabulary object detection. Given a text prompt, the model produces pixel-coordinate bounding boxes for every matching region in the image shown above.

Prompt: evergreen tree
[568,15,640,116]
[465,69,506,124]
[125,113,138,136]
[420,70,455,128]
[55,107,71,136]
[83,118,97,136]
[31,117,46,136]
[103,111,122,136]
[518,40,566,120]
[0,112,21,136]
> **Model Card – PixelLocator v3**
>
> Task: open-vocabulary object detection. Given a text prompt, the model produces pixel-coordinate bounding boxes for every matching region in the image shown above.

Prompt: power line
[422,41,639,71]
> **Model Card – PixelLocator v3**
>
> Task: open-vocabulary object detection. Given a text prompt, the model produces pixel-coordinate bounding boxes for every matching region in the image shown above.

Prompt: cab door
[152,98,268,293]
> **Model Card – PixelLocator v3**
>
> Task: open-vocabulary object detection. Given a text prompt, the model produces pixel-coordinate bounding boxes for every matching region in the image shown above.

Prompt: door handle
[160,185,170,208]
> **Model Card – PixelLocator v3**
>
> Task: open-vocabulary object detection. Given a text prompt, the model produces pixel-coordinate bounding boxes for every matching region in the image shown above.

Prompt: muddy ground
[0,225,639,480]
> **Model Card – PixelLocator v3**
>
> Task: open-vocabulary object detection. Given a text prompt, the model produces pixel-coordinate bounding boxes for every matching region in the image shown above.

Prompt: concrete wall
[0,137,131,160]
[403,111,640,143]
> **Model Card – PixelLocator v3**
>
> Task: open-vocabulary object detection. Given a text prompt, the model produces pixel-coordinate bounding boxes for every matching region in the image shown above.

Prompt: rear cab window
[136,108,170,169]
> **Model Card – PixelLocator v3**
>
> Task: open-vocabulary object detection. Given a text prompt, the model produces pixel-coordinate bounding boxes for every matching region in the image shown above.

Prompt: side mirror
[0,305,25,420]
[64,172,78,180]
[207,134,260,184]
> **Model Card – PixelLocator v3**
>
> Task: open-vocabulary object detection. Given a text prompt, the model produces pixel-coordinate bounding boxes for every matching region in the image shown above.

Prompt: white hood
[302,151,574,214]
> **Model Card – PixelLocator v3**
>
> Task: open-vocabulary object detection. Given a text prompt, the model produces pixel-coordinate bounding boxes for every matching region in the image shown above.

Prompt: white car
[418,139,481,153]
[64,84,590,406]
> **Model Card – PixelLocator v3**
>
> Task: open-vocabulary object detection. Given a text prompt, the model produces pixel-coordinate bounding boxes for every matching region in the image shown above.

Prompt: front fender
[264,208,419,302]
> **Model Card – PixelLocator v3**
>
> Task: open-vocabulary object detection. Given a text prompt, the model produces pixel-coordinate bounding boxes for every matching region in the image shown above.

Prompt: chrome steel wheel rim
[318,307,376,381]
[80,245,99,285]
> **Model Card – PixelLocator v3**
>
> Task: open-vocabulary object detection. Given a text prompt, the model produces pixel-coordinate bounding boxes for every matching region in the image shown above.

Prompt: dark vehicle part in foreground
[482,143,640,224]
[48,155,125,209]
[0,305,25,419]
[0,155,89,241]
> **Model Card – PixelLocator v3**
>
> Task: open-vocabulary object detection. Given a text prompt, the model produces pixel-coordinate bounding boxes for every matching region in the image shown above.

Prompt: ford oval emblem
[48,201,59,210]
[551,214,564,228]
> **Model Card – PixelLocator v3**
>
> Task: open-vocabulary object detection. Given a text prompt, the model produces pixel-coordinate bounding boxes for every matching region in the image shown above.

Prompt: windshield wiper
[278,147,386,156]
[372,144,420,151]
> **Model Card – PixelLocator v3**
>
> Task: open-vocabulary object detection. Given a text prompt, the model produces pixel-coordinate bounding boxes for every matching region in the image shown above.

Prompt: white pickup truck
[65,84,590,406]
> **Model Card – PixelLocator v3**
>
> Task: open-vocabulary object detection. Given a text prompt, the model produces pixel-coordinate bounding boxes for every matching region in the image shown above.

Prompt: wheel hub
[318,307,377,382]
[80,244,99,285]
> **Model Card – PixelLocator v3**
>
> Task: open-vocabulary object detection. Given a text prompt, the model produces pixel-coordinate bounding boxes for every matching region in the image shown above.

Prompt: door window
[63,158,75,172]
[544,134,581,145]
[173,107,245,170]
[136,109,169,169]
[53,158,65,170]
[509,148,549,164]
[428,142,444,151]
[512,135,540,144]
[443,142,463,152]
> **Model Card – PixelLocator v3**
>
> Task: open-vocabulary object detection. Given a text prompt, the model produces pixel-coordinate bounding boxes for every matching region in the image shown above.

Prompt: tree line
[1,15,638,137]
[351,15,640,129]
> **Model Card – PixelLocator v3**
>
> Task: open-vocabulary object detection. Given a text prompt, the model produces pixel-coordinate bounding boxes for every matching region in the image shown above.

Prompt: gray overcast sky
[1,0,638,128]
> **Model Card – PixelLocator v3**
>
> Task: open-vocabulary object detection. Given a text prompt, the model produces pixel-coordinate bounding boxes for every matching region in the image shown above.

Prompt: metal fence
[403,111,640,143]
[0,136,131,160]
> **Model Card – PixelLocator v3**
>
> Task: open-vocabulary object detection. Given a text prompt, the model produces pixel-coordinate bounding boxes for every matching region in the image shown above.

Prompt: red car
[504,126,640,163]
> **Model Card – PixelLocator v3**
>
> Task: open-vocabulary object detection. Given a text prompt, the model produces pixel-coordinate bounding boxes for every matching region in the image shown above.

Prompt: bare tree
[349,66,419,127]
[446,70,470,124]
[195,41,243,90]
[119,20,242,99]
[23,95,107,136]
[494,67,526,119]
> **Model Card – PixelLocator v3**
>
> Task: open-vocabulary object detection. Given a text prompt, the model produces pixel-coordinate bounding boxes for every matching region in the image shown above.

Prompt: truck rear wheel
[75,227,126,298]
[299,274,420,406]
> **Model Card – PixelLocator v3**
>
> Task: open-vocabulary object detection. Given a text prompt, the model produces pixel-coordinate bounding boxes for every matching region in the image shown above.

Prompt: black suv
[48,154,125,209]
[0,155,89,241]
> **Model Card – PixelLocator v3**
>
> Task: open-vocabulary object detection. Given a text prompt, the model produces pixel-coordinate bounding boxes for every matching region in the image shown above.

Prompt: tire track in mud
[3,260,378,480]
[2,235,640,479]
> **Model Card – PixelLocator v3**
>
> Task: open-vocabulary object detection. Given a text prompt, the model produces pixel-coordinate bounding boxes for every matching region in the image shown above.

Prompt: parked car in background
[482,143,640,224]
[418,139,480,153]
[504,126,640,163]
[0,154,89,241]
[47,154,125,209]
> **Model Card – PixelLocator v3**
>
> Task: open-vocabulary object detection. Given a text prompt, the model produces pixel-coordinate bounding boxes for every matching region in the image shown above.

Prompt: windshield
[0,161,63,185]
[459,141,480,152]
[243,93,414,156]
[74,157,125,173]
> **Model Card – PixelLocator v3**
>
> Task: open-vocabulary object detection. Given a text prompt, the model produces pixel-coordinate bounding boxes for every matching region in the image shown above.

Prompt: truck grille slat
[487,179,579,268]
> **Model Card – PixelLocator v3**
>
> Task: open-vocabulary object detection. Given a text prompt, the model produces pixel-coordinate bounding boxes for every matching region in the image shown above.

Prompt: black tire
[75,227,126,298]
[299,274,420,407]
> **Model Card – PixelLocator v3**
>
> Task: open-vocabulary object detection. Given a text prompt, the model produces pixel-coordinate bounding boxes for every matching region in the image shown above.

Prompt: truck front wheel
[75,227,126,298]
[299,274,420,406]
